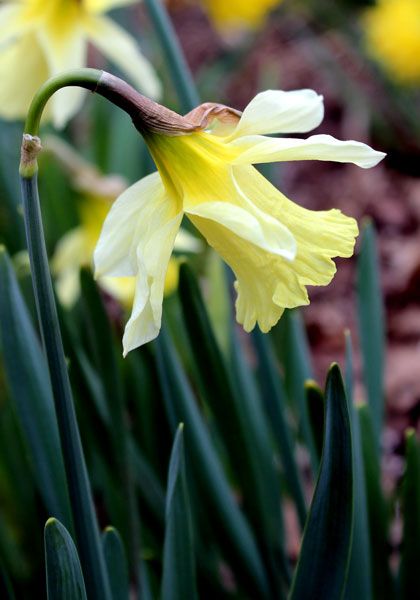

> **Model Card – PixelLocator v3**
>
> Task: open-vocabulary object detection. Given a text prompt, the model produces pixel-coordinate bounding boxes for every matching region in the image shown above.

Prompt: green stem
[20,173,111,600]
[24,68,102,136]
[144,0,200,112]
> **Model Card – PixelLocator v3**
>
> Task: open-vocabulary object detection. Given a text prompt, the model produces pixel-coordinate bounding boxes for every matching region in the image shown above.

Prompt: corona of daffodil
[94,87,385,355]
[202,0,281,31]
[363,0,420,84]
[0,0,161,127]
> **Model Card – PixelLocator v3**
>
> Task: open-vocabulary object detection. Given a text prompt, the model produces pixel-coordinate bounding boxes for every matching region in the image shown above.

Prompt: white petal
[173,228,203,253]
[228,89,324,139]
[36,27,87,128]
[232,134,386,168]
[83,15,162,99]
[0,5,30,47]
[94,171,167,278]
[85,0,137,14]
[185,201,296,260]
[122,213,182,355]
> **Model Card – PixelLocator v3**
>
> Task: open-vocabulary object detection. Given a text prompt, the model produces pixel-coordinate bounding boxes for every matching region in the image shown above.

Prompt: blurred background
[0,0,419,596]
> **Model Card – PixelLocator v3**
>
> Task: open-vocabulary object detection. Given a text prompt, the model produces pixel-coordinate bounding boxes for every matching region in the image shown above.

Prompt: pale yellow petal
[0,5,31,47]
[228,89,324,139]
[232,134,386,168]
[185,201,296,259]
[83,14,162,99]
[189,164,358,334]
[99,276,136,307]
[0,32,49,121]
[36,24,87,128]
[85,0,137,14]
[173,228,203,253]
[52,227,90,307]
[94,172,167,278]
[122,213,182,355]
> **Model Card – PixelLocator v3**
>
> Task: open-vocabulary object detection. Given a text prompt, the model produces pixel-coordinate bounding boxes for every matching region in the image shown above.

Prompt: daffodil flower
[201,0,281,31]
[94,87,385,355]
[0,0,161,127]
[363,0,420,84]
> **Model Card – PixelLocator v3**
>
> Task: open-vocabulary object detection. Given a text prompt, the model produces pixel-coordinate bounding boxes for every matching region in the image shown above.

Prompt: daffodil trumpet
[20,68,385,361]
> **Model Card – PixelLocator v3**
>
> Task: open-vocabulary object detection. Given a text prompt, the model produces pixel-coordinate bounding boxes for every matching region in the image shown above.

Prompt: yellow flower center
[145,131,239,209]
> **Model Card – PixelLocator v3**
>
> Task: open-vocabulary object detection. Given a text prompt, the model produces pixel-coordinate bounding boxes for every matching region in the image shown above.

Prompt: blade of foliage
[357,220,385,439]
[44,518,87,600]
[143,0,200,112]
[161,425,198,600]
[102,527,129,600]
[252,330,307,530]
[289,364,353,600]
[0,247,72,528]
[358,404,394,599]
[155,328,269,598]
[344,332,373,600]
[0,561,15,600]
[179,264,288,595]
[399,430,420,599]
[80,270,140,575]
[305,380,324,463]
[273,310,318,474]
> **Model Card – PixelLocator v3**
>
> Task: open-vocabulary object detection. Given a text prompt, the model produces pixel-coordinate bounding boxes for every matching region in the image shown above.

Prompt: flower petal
[232,133,386,168]
[36,24,87,128]
[83,15,162,99]
[0,5,30,47]
[122,213,182,355]
[190,164,358,334]
[52,227,90,308]
[94,171,169,278]
[228,89,324,139]
[85,0,137,14]
[185,201,296,260]
[0,32,49,122]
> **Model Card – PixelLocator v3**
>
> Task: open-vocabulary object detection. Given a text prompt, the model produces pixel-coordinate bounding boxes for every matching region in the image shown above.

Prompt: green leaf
[45,518,87,600]
[252,330,307,530]
[358,404,394,600]
[399,430,420,599]
[162,425,198,600]
[289,364,353,600]
[102,527,129,600]
[344,332,373,600]
[178,264,287,595]
[357,220,385,438]
[155,328,269,599]
[0,247,72,529]
[305,380,324,463]
[273,310,318,474]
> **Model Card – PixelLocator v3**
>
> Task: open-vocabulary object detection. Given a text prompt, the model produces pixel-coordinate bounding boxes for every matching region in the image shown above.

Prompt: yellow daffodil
[363,0,420,84]
[94,87,385,355]
[201,0,281,31]
[0,0,161,127]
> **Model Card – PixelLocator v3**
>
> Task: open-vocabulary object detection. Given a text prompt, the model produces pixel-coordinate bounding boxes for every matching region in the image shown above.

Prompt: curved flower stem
[144,0,200,112]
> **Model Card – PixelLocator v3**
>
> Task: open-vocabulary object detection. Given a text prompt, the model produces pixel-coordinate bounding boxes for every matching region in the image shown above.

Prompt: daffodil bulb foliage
[0,0,161,127]
[94,86,385,356]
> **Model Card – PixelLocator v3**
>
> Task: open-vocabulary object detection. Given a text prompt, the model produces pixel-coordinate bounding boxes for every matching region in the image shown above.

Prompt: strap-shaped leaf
[400,430,420,599]
[357,220,385,439]
[102,527,129,600]
[289,364,353,600]
[155,328,269,598]
[45,518,87,600]
[344,332,373,600]
[162,425,198,600]
[0,247,72,529]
